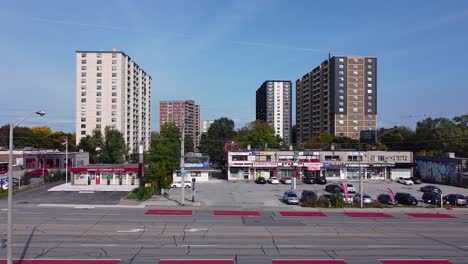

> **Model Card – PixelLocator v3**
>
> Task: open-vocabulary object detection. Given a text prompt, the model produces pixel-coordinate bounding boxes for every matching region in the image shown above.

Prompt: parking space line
[0,259,121,264]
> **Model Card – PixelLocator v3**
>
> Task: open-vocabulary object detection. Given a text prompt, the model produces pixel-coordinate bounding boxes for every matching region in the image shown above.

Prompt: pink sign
[387,188,396,203]
[342,180,349,201]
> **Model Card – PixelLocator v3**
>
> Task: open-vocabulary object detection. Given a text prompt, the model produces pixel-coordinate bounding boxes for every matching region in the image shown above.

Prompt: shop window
[232,155,248,161]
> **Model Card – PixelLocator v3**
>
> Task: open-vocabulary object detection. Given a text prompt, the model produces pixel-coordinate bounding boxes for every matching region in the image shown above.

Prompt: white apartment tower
[75,50,151,152]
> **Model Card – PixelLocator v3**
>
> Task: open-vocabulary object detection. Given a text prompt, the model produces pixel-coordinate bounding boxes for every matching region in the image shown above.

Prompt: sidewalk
[48,183,137,192]
[138,194,205,207]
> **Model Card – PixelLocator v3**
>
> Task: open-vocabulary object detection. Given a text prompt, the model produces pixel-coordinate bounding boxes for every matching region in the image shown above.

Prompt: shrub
[126,187,156,201]
[21,171,31,185]
[330,190,345,208]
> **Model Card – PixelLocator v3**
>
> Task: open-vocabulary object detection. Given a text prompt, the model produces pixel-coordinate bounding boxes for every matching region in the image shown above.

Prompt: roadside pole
[180,128,185,205]
[359,146,363,208]
[65,137,68,184]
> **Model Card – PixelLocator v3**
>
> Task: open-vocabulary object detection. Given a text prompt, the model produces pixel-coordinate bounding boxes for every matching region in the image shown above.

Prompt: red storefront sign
[70,167,139,173]
[253,162,276,167]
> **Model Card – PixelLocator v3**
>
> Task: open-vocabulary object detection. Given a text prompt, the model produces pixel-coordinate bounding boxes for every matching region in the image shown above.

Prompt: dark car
[395,192,418,205]
[318,194,331,204]
[302,177,316,184]
[301,190,317,203]
[410,177,422,184]
[325,184,342,193]
[255,176,266,184]
[27,169,49,177]
[443,194,467,206]
[315,177,327,185]
[378,194,398,205]
[422,192,446,205]
[420,185,441,194]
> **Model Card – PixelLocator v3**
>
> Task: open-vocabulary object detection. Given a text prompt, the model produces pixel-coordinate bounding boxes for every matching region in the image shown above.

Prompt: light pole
[7,111,46,264]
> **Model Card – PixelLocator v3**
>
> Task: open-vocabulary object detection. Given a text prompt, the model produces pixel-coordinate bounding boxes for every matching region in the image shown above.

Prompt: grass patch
[125,186,156,201]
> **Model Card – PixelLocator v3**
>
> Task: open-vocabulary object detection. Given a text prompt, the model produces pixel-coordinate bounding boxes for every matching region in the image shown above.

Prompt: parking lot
[173,179,468,208]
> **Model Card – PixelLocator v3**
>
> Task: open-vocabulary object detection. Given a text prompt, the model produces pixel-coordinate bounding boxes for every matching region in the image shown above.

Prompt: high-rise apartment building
[160,100,201,150]
[75,50,151,152]
[256,80,292,145]
[201,120,215,134]
[296,55,377,143]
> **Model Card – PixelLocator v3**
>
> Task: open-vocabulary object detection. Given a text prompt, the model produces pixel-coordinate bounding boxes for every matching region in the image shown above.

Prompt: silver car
[283,191,299,205]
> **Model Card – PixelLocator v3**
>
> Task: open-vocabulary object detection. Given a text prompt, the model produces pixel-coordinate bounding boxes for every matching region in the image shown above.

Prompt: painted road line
[159,259,234,264]
[279,211,327,217]
[116,228,144,233]
[344,212,393,218]
[0,259,121,264]
[145,209,192,216]
[213,210,260,216]
[406,213,457,219]
[273,259,346,264]
[380,259,452,264]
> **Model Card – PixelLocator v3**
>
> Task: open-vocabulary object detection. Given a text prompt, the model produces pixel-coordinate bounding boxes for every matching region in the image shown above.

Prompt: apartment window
[112,86,117,90]
[112,98,117,103]
[339,58,344,62]
[353,102,358,106]
[339,71,344,75]
[368,115,373,119]
[81,92,86,96]
[339,89,344,94]
[81,79,86,84]
[111,124,117,128]
[81,60,86,64]
[368,109,372,113]
[368,102,372,106]
[81,53,87,58]
[112,60,117,64]
[353,95,358,100]
[97,60,102,64]
[96,111,101,116]
[367,71,372,75]
[367,58,372,63]
[81,124,86,129]
[353,58,358,63]
[96,98,102,103]
[339,115,344,118]
[112,92,117,96]
[353,89,358,94]
[95,118,101,123]
[339,77,344,81]
[368,96,372,100]
[367,83,373,88]
[97,66,102,71]
[97,85,102,90]
[338,120,344,124]
[96,105,101,110]
[339,108,344,112]
[112,53,117,58]
[353,71,358,75]
[112,105,117,109]
[96,92,101,96]
[81,66,86,70]
[81,111,86,116]
[81,131,86,135]
[96,124,101,129]
[339,83,344,87]
[367,89,373,94]
[353,83,358,88]
[367,65,372,69]
[112,66,117,71]
[339,64,344,69]
[97,79,102,83]
[81,98,86,103]
[112,79,117,84]
[367,77,372,81]
[112,73,117,77]
[353,108,358,112]
[353,127,358,131]
[112,111,116,116]
[97,72,102,77]
[81,85,86,90]
[112,118,116,122]
[353,120,358,124]
[339,95,344,100]
[339,102,344,106]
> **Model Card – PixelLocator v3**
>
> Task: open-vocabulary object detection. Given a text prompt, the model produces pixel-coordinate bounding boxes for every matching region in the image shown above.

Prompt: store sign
[347,164,368,167]
[253,162,276,167]
[71,167,139,173]
[306,164,321,171]
[185,162,209,168]
[370,163,395,167]
[298,159,320,163]
[231,152,251,156]
[229,162,252,167]
[278,162,296,167]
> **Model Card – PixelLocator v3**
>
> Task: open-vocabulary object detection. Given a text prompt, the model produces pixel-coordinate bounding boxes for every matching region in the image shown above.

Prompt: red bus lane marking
[0,259,121,264]
[344,212,393,218]
[279,211,327,217]
[380,259,452,264]
[406,213,456,219]
[213,210,260,216]
[272,259,346,264]
[145,209,192,216]
[159,259,235,264]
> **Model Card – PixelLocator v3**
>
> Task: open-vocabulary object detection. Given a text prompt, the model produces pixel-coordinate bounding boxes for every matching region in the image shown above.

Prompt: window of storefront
[232,155,248,161]
[347,155,362,162]
[255,155,271,162]
[230,168,247,178]
[26,158,35,169]
[324,155,340,161]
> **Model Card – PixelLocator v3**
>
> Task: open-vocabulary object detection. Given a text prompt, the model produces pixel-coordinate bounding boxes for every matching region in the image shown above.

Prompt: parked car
[422,192,447,206]
[315,177,327,185]
[302,177,316,184]
[268,177,280,184]
[325,184,342,193]
[171,181,191,188]
[27,169,49,177]
[397,177,414,185]
[395,192,418,205]
[443,194,467,206]
[354,193,373,204]
[318,194,331,204]
[378,194,398,205]
[280,177,292,184]
[410,177,422,184]
[420,185,442,194]
[300,190,317,203]
[283,191,299,205]
[340,183,356,194]
[255,176,266,184]
[0,179,9,190]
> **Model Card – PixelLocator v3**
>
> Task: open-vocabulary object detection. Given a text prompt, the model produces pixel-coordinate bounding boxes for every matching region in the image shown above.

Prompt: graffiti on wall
[415,159,460,186]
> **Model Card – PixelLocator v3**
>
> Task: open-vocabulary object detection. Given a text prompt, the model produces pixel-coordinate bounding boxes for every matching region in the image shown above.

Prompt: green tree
[100,127,127,164]
[378,126,415,150]
[145,123,181,192]
[199,117,236,164]
[78,128,104,163]
[184,135,194,153]
[235,120,280,149]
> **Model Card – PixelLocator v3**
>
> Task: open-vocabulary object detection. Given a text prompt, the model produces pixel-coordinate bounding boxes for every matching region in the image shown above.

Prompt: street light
[7,110,46,264]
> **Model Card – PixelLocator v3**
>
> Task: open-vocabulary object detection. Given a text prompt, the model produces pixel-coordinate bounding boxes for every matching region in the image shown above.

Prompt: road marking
[145,209,192,216]
[344,212,393,218]
[159,259,234,264]
[273,259,346,264]
[74,205,95,209]
[0,259,121,264]
[116,228,143,233]
[406,213,457,219]
[78,190,95,193]
[79,244,120,247]
[379,259,452,264]
[184,228,211,232]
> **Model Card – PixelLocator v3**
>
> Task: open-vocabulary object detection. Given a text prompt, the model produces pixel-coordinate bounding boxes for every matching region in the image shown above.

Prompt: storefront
[173,168,210,182]
[23,151,89,170]
[70,164,139,185]
[320,163,344,180]
[228,161,252,180]
[253,162,276,179]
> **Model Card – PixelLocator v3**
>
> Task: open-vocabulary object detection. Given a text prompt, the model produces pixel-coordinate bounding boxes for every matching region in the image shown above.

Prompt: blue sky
[0,0,467,132]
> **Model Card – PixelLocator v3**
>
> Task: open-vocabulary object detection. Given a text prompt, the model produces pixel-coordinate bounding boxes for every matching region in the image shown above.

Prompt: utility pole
[359,146,363,208]
[180,127,185,205]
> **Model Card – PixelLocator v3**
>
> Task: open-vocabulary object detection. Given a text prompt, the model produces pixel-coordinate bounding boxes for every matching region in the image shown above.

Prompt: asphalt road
[1,205,468,264]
